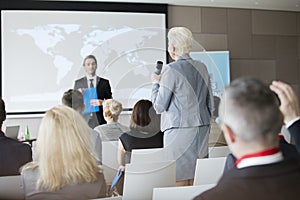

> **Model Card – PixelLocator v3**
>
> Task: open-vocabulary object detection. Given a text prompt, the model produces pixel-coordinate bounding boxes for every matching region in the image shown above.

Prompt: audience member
[118,100,163,169]
[151,27,214,186]
[94,99,128,141]
[223,80,300,171]
[115,100,163,195]
[21,106,106,199]
[270,80,300,153]
[62,89,102,164]
[0,98,32,176]
[193,77,300,200]
[74,54,112,128]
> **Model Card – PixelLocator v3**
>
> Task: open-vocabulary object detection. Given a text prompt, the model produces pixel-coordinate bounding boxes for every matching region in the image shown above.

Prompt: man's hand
[270,80,300,124]
[90,99,103,106]
[78,88,85,94]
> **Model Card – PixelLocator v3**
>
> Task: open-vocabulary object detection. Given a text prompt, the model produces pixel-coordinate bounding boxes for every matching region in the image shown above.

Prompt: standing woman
[151,27,214,186]
[21,106,107,199]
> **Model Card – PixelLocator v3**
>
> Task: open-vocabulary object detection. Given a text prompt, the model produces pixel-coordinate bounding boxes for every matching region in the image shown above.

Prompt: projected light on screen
[1,9,166,113]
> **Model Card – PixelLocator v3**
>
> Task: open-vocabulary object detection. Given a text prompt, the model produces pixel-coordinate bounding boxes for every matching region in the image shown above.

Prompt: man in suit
[62,89,102,164]
[74,55,112,128]
[270,80,300,154]
[224,80,300,171]
[194,78,300,200]
[0,98,32,176]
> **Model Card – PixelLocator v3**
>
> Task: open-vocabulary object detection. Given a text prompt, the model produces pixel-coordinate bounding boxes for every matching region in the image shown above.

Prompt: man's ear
[222,124,236,144]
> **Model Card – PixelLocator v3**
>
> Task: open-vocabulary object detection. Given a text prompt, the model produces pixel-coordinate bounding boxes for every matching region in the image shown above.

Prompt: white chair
[193,157,226,186]
[0,175,24,199]
[152,184,216,200]
[90,196,122,200]
[123,160,176,200]
[208,146,230,158]
[130,148,166,164]
[102,141,119,185]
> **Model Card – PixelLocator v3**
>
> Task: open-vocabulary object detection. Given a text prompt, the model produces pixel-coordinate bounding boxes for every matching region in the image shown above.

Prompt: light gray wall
[168,6,300,91]
[4,5,299,140]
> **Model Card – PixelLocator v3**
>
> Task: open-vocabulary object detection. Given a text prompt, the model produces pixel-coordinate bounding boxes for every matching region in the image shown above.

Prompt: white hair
[219,77,282,145]
[168,27,193,56]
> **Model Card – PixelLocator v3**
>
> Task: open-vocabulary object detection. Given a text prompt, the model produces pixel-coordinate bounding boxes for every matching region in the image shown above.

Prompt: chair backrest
[0,175,24,200]
[123,160,176,200]
[102,141,119,185]
[152,184,216,200]
[208,146,230,158]
[90,196,123,200]
[193,157,226,186]
[130,148,166,164]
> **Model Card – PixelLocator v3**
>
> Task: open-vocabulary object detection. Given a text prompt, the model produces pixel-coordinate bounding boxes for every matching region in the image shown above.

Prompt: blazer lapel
[82,77,88,88]
[96,76,101,87]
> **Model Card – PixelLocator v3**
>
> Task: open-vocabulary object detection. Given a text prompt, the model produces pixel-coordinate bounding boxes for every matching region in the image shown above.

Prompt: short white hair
[219,77,282,145]
[168,27,193,56]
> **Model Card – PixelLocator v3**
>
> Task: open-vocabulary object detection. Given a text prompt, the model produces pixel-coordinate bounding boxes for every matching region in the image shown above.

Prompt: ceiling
[57,0,300,12]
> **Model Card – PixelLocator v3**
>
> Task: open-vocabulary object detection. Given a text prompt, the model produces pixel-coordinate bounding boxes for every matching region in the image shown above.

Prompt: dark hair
[62,89,84,112]
[82,55,97,66]
[130,99,152,128]
[0,98,6,126]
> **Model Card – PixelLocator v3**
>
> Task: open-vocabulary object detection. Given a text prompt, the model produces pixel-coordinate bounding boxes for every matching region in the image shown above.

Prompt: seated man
[194,77,300,200]
[224,80,300,171]
[62,89,102,164]
[0,98,32,176]
[270,80,300,154]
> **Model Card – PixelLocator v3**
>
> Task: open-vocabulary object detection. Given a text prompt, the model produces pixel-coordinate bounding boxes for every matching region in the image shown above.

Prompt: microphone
[154,61,163,75]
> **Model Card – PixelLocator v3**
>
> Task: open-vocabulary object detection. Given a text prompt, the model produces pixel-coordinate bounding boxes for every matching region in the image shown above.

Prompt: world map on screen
[14,25,158,85]
[2,10,166,112]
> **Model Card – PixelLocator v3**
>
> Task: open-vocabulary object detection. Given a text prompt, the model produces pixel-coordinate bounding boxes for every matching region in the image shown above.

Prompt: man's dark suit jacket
[74,76,112,126]
[289,119,300,153]
[193,158,300,200]
[0,131,32,176]
[224,120,300,171]
[194,120,300,200]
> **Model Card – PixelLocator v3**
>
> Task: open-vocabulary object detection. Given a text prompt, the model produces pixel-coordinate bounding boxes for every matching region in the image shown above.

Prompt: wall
[4,5,299,140]
[168,6,300,93]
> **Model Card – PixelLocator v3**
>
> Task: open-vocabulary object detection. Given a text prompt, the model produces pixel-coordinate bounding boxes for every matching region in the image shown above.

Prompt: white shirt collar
[86,75,97,88]
[285,117,300,128]
[237,152,283,169]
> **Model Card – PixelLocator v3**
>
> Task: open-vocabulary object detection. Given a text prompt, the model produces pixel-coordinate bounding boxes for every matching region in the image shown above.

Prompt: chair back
[193,157,226,185]
[0,175,24,200]
[102,141,119,185]
[123,160,176,200]
[130,148,166,164]
[153,184,216,200]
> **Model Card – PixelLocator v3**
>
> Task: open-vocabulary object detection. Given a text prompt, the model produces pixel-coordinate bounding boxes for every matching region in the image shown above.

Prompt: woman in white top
[21,105,106,200]
[94,99,128,141]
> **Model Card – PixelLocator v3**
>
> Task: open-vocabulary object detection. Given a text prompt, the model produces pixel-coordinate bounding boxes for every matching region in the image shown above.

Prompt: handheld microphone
[154,61,163,75]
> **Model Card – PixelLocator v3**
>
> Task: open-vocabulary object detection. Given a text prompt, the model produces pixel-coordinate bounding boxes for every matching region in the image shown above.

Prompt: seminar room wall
[168,6,300,94]
[4,5,300,140]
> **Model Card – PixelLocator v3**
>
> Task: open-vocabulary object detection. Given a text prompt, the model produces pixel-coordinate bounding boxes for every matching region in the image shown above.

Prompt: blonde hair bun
[103,99,123,120]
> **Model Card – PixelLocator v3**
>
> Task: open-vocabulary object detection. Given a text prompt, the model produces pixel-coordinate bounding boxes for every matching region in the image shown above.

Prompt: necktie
[89,79,94,88]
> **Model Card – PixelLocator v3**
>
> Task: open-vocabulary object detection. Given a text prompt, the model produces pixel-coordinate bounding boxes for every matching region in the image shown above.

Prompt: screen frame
[0,0,168,115]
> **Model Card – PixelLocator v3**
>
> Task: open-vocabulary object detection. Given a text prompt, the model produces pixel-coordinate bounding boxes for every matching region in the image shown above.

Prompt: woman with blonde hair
[94,99,128,141]
[21,105,106,199]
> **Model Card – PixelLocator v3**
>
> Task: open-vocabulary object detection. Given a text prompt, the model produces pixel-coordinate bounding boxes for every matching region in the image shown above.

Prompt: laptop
[5,125,20,140]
